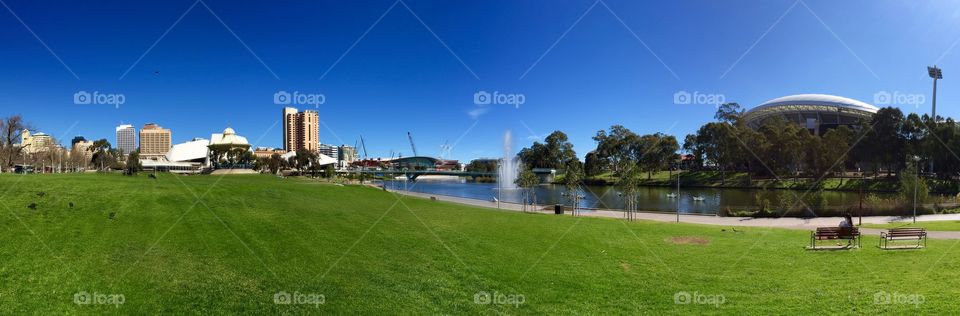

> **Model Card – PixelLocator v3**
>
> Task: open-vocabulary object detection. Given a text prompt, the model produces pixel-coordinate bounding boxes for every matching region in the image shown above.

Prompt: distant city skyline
[4,1,960,161]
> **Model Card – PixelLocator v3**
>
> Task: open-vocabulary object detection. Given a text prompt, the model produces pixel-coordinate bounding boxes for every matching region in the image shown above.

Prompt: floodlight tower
[928,65,943,122]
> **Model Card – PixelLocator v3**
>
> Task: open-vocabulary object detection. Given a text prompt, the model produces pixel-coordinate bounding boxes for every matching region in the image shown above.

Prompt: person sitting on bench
[838,213,854,246]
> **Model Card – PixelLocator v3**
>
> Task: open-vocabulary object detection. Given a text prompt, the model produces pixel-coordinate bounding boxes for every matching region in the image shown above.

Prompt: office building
[72,139,95,162]
[319,143,339,159]
[20,130,54,153]
[116,124,136,156]
[282,107,319,153]
[338,145,357,162]
[139,123,171,160]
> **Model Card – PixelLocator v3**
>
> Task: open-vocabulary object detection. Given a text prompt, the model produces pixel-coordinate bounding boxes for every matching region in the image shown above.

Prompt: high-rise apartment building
[282,107,319,152]
[116,124,136,156]
[139,123,171,160]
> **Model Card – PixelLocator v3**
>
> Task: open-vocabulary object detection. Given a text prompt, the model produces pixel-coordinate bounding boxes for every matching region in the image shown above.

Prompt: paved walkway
[387,189,960,240]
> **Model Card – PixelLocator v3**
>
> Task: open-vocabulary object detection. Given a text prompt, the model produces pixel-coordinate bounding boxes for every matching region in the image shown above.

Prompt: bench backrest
[815,227,859,237]
[887,227,926,236]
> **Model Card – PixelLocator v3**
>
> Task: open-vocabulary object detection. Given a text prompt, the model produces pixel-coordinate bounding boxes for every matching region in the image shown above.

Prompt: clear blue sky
[3,0,960,161]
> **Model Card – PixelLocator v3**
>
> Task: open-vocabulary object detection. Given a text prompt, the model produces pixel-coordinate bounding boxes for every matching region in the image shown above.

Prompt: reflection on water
[383,179,897,215]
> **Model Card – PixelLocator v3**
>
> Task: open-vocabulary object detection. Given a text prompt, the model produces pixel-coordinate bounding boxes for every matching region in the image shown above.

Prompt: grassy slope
[0,173,958,314]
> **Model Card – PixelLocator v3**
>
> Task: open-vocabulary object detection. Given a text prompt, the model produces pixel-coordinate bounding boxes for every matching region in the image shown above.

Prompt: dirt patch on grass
[666,236,710,245]
[619,262,631,271]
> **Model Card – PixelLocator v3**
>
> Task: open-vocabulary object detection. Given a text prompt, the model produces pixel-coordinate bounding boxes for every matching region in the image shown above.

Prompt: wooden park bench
[808,227,860,250]
[880,227,927,249]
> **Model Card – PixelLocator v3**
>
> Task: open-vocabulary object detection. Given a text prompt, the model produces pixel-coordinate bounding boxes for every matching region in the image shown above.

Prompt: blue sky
[3,0,960,161]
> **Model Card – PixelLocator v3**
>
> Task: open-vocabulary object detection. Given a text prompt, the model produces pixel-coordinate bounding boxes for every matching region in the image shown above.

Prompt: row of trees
[254,149,335,177]
[684,103,958,182]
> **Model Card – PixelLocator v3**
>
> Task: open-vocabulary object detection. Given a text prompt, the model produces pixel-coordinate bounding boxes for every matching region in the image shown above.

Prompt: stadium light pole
[928,66,942,122]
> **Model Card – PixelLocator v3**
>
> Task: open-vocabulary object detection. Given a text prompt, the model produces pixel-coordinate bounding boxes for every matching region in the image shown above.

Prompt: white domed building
[742,94,879,135]
[208,127,253,169]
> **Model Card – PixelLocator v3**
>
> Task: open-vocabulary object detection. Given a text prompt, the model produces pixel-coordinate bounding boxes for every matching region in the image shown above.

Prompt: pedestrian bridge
[338,169,495,180]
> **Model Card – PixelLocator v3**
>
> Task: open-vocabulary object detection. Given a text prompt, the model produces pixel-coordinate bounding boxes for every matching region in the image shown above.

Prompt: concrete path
[387,189,960,240]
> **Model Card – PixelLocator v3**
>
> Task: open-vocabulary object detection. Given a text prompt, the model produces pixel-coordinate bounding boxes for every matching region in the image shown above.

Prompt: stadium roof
[742,94,879,126]
[754,94,879,113]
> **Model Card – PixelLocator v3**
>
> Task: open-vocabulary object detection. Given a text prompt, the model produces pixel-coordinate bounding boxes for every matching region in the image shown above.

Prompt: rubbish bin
[554,204,564,215]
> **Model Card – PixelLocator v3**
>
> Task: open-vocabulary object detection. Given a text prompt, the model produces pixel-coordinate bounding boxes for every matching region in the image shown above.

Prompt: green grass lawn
[0,173,958,314]
[863,221,960,232]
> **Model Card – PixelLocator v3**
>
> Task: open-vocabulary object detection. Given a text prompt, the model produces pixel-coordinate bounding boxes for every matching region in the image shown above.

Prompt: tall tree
[0,115,30,169]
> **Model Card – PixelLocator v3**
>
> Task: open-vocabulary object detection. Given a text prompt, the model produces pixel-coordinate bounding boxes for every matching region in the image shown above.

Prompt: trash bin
[554,204,564,215]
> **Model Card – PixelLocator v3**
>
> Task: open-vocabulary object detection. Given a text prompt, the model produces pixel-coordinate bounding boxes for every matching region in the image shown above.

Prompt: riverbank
[386,188,960,239]
[578,170,960,194]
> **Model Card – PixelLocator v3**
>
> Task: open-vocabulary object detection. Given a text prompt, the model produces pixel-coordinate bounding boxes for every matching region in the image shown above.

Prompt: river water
[383,179,900,215]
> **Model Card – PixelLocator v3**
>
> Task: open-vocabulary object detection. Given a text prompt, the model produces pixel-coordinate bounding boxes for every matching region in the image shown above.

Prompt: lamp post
[912,155,921,224]
[676,170,680,223]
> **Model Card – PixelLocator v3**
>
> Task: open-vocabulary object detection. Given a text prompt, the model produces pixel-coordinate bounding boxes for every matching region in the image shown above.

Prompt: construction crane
[439,140,452,160]
[359,135,368,159]
[358,136,369,184]
[407,132,418,157]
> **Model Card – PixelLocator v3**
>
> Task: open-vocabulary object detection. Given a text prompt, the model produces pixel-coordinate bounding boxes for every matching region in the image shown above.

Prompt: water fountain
[498,130,519,189]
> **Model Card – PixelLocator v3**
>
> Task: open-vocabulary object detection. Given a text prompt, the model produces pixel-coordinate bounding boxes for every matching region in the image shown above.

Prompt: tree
[591,125,638,174]
[562,158,583,216]
[860,107,905,176]
[0,115,30,169]
[125,151,142,175]
[515,167,540,212]
[682,133,703,170]
[821,125,854,184]
[518,131,577,170]
[90,139,115,171]
[292,149,316,173]
[714,102,744,124]
[583,151,604,176]
[267,153,283,174]
[324,164,336,178]
[465,159,497,173]
[616,164,643,221]
[899,159,928,211]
